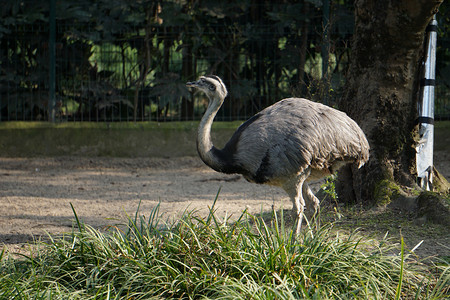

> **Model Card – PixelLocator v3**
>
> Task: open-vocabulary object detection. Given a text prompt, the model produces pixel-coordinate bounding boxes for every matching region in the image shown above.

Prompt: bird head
[186,75,228,102]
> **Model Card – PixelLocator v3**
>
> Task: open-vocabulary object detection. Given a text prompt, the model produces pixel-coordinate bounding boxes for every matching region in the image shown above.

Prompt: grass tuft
[1,200,448,299]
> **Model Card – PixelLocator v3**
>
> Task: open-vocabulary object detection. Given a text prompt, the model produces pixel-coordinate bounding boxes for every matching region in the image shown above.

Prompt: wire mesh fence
[0,1,449,122]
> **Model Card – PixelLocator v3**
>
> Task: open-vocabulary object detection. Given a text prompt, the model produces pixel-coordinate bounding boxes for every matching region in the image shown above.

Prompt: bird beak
[186,80,198,87]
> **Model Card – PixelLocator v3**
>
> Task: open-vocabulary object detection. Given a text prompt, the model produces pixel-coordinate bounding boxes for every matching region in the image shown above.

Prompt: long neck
[197,96,226,172]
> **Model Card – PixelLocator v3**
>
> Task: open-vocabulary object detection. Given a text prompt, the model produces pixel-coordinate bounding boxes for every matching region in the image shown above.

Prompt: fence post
[48,0,56,122]
[416,15,437,191]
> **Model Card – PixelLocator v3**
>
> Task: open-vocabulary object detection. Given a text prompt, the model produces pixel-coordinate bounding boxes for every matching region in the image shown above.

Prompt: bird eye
[209,84,216,91]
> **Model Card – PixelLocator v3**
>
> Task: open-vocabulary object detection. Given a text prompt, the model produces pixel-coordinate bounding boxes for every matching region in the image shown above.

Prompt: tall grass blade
[395,236,405,300]
[70,202,84,233]
[206,186,221,225]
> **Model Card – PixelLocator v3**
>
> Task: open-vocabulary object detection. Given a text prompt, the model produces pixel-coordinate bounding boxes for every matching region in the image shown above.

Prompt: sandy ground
[0,156,290,246]
[1,152,449,258]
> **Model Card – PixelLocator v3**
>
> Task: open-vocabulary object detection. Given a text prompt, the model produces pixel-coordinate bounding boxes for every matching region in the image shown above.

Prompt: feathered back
[222,98,369,182]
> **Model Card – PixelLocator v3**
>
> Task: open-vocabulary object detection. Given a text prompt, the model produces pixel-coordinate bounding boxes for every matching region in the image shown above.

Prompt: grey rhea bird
[186,75,370,235]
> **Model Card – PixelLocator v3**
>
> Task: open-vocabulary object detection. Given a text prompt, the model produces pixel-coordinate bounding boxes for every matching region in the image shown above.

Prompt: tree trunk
[337,0,443,204]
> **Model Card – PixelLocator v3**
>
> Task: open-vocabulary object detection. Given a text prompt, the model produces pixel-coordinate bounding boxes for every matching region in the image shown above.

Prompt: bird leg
[293,191,305,237]
[283,168,311,237]
[302,182,320,220]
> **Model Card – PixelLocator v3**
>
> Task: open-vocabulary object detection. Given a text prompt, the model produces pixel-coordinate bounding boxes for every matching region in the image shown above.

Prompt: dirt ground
[0,156,288,249]
[1,152,449,259]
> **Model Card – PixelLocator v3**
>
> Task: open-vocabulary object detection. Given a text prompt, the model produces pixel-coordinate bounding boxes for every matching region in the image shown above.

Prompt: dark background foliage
[0,0,448,122]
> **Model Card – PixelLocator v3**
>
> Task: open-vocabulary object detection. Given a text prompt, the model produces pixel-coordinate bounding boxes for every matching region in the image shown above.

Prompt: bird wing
[224,98,369,182]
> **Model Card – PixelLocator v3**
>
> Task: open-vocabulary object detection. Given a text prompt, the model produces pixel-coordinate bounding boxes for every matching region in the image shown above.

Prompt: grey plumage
[187,75,370,235]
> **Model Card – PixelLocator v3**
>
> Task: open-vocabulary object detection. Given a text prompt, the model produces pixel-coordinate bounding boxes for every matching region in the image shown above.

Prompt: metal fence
[0,1,449,122]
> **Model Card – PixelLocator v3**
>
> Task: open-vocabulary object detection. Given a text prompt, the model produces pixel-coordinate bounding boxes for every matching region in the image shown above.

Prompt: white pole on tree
[416,15,437,191]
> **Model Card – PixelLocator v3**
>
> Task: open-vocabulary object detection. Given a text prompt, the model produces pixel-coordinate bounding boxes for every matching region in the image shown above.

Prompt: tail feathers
[356,140,370,169]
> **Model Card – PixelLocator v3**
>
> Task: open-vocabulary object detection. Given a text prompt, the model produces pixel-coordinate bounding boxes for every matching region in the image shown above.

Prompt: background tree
[337,0,446,203]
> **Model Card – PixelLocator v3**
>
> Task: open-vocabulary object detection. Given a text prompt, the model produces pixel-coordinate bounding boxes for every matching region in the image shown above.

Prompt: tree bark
[338,0,443,204]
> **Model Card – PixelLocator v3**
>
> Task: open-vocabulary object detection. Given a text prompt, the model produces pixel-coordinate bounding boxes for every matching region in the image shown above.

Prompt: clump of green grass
[0,197,448,299]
